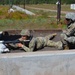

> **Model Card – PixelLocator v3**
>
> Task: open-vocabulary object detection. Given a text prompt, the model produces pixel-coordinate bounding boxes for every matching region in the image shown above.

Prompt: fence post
[56,0,61,24]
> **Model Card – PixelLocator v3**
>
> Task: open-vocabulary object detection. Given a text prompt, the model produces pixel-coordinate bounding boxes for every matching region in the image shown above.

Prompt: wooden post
[57,0,61,24]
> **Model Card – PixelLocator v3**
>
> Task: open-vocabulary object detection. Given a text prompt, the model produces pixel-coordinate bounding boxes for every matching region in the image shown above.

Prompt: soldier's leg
[46,40,63,50]
[60,33,69,50]
[45,33,57,40]
[65,37,75,49]
[65,36,75,44]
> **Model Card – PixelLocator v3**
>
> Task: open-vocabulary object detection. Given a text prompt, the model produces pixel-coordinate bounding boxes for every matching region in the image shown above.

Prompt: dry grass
[26,4,75,12]
[0,4,69,31]
[6,11,29,19]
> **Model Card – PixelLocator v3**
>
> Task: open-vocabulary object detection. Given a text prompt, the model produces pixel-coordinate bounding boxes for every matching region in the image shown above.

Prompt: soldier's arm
[22,38,36,52]
[6,39,20,48]
[66,28,75,36]
[63,25,75,37]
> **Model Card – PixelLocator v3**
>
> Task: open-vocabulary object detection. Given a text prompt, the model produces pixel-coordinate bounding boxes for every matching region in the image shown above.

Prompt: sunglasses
[22,35,27,37]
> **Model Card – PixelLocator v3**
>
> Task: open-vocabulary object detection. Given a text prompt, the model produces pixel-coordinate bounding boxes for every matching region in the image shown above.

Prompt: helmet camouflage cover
[65,12,75,21]
[20,29,31,36]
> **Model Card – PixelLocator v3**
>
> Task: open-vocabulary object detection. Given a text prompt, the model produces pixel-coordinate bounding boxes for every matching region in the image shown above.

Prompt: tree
[0,0,75,5]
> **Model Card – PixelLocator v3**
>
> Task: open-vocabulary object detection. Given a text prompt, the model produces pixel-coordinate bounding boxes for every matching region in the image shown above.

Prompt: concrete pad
[0,50,75,75]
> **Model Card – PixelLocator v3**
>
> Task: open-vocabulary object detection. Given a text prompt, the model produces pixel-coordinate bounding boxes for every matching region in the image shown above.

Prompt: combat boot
[50,33,57,40]
[45,33,57,40]
[63,45,69,50]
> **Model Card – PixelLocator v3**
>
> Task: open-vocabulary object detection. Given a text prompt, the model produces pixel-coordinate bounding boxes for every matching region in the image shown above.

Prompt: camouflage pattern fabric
[62,22,75,37]
[22,35,62,52]
[8,34,63,52]
[65,36,75,44]
[60,22,75,49]
[66,13,75,21]
[61,22,75,40]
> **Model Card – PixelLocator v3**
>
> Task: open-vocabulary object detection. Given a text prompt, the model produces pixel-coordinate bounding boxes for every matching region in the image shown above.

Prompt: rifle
[0,40,30,53]
[0,40,30,44]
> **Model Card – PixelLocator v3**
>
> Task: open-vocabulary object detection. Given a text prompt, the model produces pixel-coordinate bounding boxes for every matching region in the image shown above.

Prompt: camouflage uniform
[61,22,75,40]
[60,13,75,49]
[21,35,62,52]
[8,29,62,52]
[8,29,31,49]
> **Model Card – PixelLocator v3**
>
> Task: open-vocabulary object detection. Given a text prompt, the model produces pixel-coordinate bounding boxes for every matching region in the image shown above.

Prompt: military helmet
[20,29,31,36]
[65,12,75,21]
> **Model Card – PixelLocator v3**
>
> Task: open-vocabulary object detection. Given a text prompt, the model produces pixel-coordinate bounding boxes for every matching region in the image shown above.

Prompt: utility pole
[56,0,61,24]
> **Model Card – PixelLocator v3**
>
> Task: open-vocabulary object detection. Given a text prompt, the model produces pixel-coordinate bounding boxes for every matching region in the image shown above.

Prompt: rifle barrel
[0,40,30,44]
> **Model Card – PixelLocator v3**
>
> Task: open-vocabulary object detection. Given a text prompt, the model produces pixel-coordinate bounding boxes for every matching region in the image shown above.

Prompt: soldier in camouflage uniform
[10,13,75,51]
[8,29,63,52]
[60,12,75,49]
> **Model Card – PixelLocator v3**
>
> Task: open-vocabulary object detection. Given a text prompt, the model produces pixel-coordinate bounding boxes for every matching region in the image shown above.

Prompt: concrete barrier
[0,50,75,75]
[12,5,35,16]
